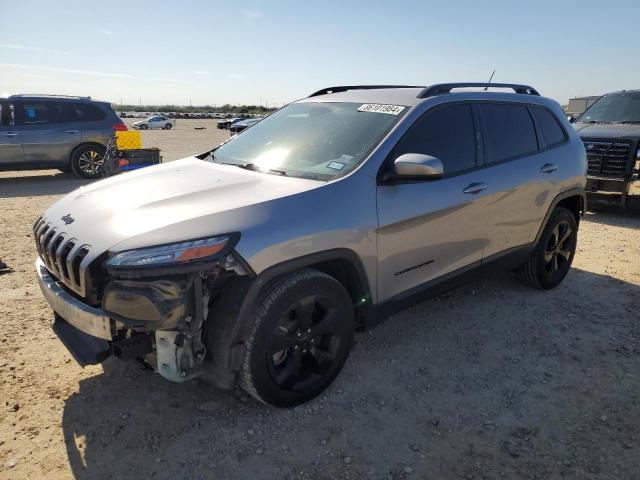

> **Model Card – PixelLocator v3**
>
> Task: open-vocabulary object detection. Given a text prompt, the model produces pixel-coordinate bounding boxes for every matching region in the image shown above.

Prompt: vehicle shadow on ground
[583,204,640,229]
[61,268,640,480]
[0,172,92,198]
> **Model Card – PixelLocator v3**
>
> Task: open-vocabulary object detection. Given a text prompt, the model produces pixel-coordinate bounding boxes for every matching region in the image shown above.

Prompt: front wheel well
[303,258,371,329]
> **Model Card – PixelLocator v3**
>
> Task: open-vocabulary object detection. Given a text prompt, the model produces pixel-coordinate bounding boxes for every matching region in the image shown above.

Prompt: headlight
[106,234,239,269]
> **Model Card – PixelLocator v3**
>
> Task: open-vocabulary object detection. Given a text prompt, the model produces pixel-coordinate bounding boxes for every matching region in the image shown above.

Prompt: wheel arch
[535,188,586,244]
[202,248,373,388]
[69,141,106,166]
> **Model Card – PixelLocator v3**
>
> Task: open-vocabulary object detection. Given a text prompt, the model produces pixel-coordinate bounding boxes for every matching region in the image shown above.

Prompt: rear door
[0,101,23,165]
[475,102,565,259]
[70,102,111,145]
[18,101,81,166]
[376,102,488,302]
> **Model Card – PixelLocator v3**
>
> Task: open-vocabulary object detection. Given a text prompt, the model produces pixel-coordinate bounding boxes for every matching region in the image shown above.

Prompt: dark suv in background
[0,94,126,179]
[572,90,640,207]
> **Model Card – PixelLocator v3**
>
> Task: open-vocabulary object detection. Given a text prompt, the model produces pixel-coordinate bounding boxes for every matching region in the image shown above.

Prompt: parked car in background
[229,118,261,135]
[571,89,640,207]
[34,83,586,407]
[131,115,176,130]
[217,117,244,129]
[0,94,126,179]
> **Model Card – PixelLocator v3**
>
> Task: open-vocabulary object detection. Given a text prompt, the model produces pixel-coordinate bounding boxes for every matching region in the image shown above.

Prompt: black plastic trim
[418,83,540,98]
[308,85,423,97]
[371,243,535,326]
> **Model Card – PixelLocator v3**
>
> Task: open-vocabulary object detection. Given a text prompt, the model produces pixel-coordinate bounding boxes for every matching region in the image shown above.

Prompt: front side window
[0,102,14,127]
[479,103,538,164]
[19,103,50,124]
[391,103,477,176]
[210,102,405,180]
[577,92,640,124]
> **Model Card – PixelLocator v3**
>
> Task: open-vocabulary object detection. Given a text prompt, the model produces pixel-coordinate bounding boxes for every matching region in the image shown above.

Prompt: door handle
[64,129,79,134]
[463,182,487,195]
[540,163,558,174]
[3,132,18,137]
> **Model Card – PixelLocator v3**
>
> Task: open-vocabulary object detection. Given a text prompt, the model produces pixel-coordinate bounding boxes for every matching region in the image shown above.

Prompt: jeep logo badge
[61,214,75,225]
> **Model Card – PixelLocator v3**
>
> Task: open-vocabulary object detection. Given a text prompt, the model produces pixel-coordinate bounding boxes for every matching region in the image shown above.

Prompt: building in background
[566,95,601,116]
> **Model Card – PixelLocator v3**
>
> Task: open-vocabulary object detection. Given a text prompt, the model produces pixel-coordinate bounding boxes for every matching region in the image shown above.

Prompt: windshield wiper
[224,162,287,176]
[617,121,640,124]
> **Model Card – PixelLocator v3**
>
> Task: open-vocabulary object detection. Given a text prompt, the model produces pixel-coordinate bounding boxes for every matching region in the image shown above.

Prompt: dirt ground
[1,119,639,480]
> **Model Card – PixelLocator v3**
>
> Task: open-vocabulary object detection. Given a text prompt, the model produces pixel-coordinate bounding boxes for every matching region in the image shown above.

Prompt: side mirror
[568,115,578,123]
[393,153,444,179]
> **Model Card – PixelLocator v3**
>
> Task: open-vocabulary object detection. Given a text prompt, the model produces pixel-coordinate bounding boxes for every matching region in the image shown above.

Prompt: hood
[573,123,640,141]
[39,157,322,259]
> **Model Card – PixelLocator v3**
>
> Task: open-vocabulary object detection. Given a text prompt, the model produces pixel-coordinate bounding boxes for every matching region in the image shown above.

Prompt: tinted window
[20,103,50,124]
[0,102,15,127]
[531,107,566,147]
[393,103,476,175]
[479,103,538,163]
[68,103,106,122]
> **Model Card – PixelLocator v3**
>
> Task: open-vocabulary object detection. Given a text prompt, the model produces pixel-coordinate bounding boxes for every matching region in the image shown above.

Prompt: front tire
[239,269,354,407]
[164,123,172,130]
[140,124,148,130]
[71,145,106,179]
[519,207,578,289]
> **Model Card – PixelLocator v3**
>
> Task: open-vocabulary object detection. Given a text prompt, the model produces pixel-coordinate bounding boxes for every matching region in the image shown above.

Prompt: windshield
[209,101,406,180]
[577,92,640,124]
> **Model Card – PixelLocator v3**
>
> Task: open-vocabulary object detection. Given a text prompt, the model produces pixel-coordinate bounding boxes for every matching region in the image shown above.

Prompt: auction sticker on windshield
[357,104,405,115]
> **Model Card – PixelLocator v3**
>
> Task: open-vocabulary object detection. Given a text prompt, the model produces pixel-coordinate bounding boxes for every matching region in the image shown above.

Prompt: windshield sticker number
[357,104,405,115]
[327,161,345,170]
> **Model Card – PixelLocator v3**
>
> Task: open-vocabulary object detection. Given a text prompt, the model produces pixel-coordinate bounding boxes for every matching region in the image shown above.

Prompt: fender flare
[203,248,372,388]
[534,187,586,244]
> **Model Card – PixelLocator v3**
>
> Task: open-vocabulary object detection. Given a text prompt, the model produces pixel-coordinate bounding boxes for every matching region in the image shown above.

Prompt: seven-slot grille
[34,217,90,297]
[582,139,633,177]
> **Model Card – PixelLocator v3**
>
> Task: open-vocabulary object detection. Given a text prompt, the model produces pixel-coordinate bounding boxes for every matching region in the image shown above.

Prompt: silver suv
[0,94,126,179]
[34,83,587,406]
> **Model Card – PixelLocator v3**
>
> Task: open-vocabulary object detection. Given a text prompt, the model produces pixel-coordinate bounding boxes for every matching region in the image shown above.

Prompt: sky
[1,0,639,107]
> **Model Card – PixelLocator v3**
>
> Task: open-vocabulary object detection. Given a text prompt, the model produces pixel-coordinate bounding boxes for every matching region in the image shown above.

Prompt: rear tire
[239,269,354,407]
[71,145,106,179]
[519,207,578,289]
[164,123,172,130]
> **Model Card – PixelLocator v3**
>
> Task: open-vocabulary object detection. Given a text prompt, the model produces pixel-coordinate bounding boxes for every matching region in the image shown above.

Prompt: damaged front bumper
[37,258,114,365]
[35,257,217,382]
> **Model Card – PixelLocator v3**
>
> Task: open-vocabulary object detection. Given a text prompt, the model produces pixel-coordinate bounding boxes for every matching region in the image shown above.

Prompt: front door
[0,101,23,165]
[17,101,81,166]
[376,103,488,302]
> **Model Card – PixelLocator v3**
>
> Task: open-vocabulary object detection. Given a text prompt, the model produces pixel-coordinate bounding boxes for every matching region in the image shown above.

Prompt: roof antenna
[484,69,496,90]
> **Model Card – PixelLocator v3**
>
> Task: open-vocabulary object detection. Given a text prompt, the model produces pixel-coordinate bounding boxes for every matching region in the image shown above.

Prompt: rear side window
[68,103,107,122]
[479,103,538,164]
[531,107,566,148]
[393,103,477,175]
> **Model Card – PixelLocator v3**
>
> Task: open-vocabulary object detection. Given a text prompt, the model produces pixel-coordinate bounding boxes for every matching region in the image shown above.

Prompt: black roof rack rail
[309,85,423,97]
[8,94,92,100]
[417,83,540,98]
